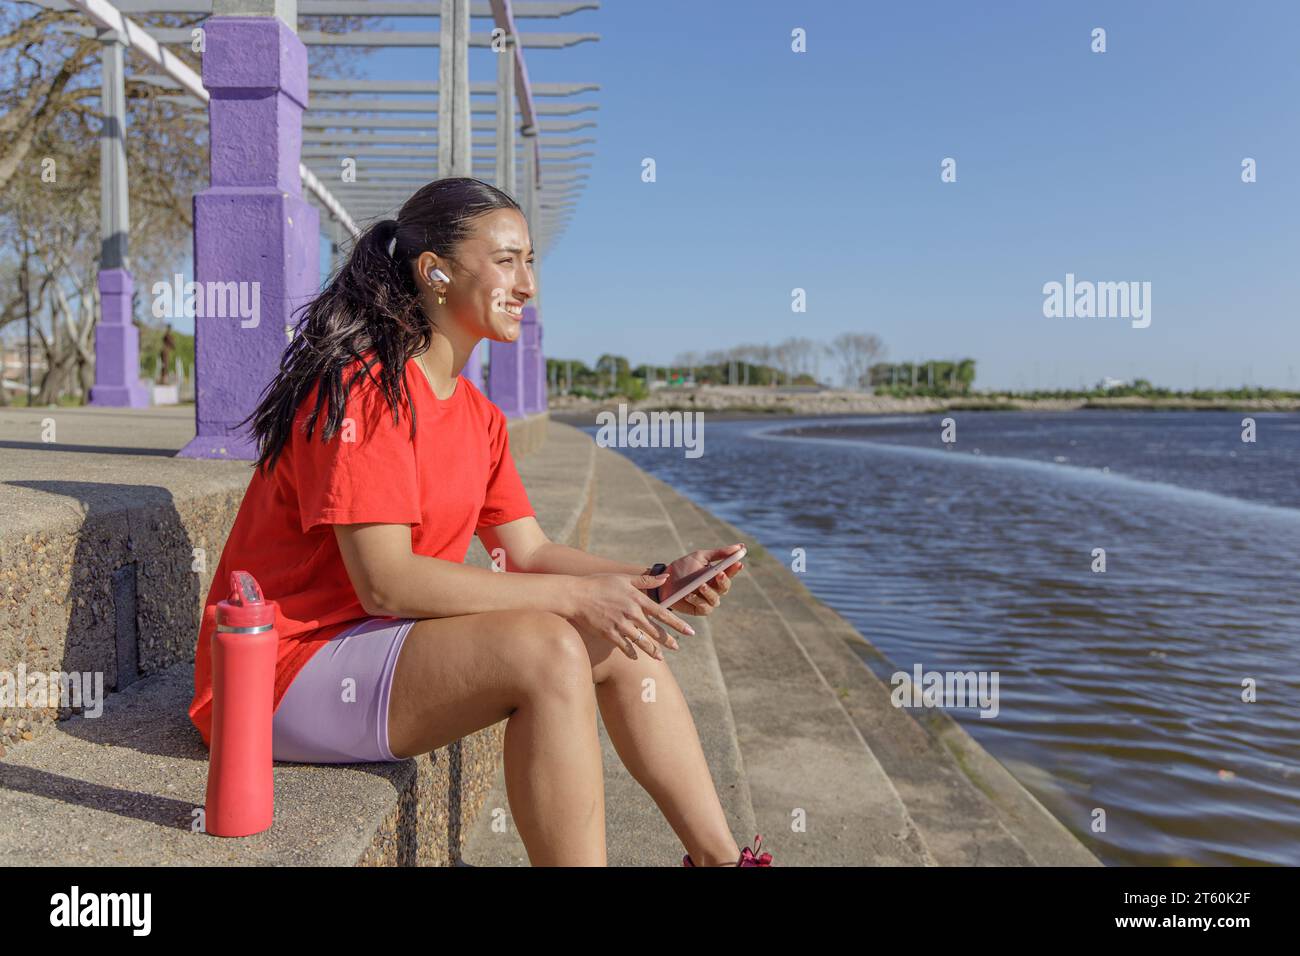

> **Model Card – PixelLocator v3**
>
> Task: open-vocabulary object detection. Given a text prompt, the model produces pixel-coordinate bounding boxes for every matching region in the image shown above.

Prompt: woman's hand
[660,543,746,617]
[567,571,696,661]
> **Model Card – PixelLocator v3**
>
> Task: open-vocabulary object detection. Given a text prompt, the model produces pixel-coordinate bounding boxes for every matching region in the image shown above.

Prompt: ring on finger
[628,626,661,657]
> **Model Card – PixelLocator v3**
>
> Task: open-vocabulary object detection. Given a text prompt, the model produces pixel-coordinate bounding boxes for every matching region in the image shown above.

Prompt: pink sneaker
[682,834,773,867]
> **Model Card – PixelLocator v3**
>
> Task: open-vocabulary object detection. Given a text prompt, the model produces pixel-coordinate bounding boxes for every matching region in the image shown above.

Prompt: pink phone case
[658,546,747,607]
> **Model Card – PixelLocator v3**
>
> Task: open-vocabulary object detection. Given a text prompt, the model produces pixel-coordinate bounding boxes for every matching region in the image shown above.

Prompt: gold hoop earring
[436,291,446,305]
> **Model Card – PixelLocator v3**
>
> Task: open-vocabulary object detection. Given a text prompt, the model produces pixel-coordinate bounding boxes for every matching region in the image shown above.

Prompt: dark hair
[242,176,522,473]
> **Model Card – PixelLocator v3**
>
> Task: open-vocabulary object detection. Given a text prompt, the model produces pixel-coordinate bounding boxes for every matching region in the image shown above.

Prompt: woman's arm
[478,516,657,587]
[335,523,580,619]
[334,522,693,643]
[527,542,653,578]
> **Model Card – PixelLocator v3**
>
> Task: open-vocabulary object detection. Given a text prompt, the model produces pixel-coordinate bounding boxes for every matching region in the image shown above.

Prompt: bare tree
[730,342,762,386]
[830,332,885,390]
[0,8,99,193]
[781,336,818,385]
[0,4,380,404]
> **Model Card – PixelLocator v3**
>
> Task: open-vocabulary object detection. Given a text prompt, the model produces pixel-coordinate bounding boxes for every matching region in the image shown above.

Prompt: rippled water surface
[581,410,1300,865]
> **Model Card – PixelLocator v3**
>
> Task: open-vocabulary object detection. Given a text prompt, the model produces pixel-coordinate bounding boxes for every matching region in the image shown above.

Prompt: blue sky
[236,1,1300,390]
[512,0,1300,391]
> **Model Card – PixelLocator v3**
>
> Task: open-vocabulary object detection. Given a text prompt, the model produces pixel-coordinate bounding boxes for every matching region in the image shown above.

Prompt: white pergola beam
[59,0,359,236]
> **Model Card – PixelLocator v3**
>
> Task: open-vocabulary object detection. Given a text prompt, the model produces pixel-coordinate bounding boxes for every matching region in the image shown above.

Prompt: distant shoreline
[547,387,1300,425]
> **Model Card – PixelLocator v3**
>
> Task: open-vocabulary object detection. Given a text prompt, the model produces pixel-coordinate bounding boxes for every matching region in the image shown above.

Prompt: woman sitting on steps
[187,176,769,867]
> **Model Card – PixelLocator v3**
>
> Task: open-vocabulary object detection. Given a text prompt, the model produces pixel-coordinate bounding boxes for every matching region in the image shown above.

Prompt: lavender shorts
[272,616,416,764]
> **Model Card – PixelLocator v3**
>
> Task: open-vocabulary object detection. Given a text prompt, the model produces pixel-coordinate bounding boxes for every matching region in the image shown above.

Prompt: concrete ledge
[637,468,933,865]
[656,486,1100,866]
[504,410,549,460]
[0,406,549,752]
[0,655,512,866]
[0,406,250,749]
[0,408,587,866]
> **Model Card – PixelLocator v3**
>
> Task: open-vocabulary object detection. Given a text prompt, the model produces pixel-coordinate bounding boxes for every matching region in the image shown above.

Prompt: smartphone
[657,546,747,607]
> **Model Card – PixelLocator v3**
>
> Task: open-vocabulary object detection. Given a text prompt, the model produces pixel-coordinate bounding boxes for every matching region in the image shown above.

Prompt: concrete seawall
[464,429,1099,866]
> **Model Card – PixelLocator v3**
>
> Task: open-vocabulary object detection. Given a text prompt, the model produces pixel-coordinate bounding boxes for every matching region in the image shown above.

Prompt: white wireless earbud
[427,267,450,284]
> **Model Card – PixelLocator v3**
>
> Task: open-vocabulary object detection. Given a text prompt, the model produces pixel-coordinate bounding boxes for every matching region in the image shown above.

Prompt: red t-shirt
[188,354,535,747]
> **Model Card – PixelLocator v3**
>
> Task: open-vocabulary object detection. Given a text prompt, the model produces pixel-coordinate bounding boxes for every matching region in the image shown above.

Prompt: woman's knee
[507,611,592,699]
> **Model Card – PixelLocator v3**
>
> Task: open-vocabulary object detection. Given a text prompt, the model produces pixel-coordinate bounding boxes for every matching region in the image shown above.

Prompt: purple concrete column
[464,340,484,393]
[90,269,150,406]
[521,309,540,414]
[90,28,149,408]
[178,16,318,459]
[488,332,526,418]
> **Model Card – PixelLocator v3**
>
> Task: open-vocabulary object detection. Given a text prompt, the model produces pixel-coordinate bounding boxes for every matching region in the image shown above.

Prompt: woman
[188,177,769,867]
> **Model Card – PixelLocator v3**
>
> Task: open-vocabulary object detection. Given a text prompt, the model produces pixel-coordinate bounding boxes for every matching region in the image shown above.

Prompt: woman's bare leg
[385,610,605,866]
[581,629,742,866]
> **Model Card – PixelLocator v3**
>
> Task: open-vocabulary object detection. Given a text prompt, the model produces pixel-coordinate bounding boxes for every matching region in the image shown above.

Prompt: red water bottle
[205,570,277,837]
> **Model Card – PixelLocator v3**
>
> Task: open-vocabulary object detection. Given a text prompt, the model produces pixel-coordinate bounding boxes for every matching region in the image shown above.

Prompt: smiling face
[415,207,536,344]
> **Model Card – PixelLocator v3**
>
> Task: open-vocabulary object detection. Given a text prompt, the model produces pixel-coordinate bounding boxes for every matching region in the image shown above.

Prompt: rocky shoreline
[547,385,1300,422]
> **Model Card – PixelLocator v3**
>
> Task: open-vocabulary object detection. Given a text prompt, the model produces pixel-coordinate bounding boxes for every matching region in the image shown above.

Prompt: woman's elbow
[358,590,390,618]
[357,577,402,617]
[334,525,412,618]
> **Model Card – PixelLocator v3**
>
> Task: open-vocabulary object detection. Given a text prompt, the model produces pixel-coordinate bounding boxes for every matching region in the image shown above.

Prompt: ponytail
[242,216,426,474]
[240,177,524,473]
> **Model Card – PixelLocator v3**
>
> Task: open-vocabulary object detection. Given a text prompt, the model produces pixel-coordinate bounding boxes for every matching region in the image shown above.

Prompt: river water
[577,409,1300,866]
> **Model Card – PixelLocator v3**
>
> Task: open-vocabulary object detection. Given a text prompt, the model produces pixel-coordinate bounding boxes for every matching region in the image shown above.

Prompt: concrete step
[634,468,934,866]
[0,415,585,865]
[658,487,1100,866]
[460,444,755,866]
[0,403,550,755]
[0,660,427,865]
